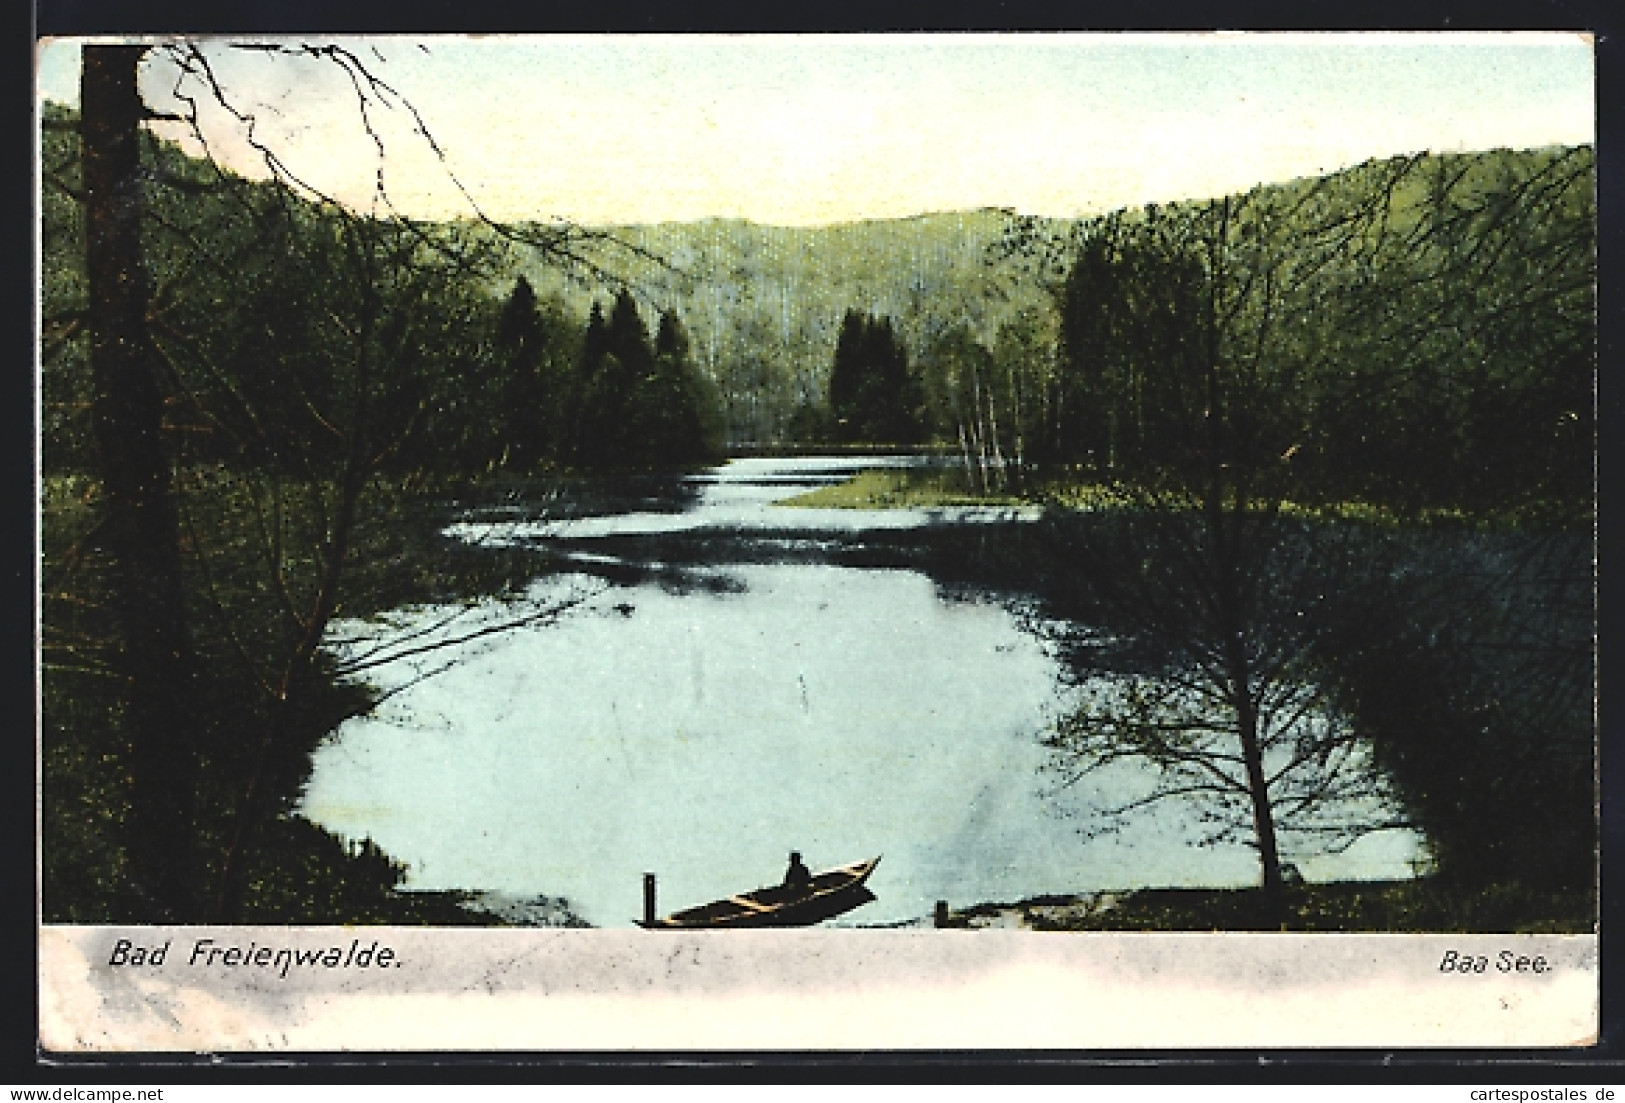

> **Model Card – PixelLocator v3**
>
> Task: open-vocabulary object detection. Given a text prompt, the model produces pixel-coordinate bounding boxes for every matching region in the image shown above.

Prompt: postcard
[36,32,1597,1053]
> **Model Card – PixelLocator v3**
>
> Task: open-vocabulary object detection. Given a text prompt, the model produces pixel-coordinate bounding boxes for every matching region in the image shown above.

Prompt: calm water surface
[302,457,1420,926]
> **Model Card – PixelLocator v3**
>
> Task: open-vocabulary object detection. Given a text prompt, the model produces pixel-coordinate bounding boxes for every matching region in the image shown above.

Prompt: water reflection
[443,456,1040,547]
[302,457,1421,926]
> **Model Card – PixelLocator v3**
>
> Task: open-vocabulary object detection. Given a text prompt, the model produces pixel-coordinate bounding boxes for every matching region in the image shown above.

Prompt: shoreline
[398,877,1595,934]
[914,880,1595,934]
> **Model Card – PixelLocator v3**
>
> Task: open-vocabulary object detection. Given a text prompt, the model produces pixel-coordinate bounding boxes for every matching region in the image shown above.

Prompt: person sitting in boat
[783,851,812,889]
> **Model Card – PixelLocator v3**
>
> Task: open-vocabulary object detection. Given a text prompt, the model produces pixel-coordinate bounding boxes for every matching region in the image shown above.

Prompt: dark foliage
[41,60,1595,930]
[828,309,923,444]
[40,82,601,922]
[570,292,722,468]
[1009,148,1594,910]
[1042,148,1595,522]
[1318,529,1594,896]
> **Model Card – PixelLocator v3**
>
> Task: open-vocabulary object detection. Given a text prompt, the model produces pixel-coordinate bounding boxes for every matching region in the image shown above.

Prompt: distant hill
[39,96,1589,451]
[498,142,1591,445]
[503,209,1077,442]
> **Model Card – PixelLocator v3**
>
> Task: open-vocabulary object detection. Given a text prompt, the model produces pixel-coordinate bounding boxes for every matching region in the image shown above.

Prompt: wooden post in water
[643,873,657,926]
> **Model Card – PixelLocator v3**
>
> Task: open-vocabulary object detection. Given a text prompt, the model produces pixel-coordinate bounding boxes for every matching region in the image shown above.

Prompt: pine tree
[827,309,920,444]
[496,274,540,352]
[869,315,920,444]
[646,310,696,463]
[496,276,548,468]
[607,289,654,379]
[578,292,650,467]
[565,301,612,464]
[582,299,611,372]
[829,309,866,441]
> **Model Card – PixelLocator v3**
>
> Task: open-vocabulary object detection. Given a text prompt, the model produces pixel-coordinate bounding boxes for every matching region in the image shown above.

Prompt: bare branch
[333,589,596,677]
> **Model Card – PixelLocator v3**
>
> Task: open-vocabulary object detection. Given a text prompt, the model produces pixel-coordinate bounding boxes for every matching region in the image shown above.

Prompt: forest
[39,44,1595,928]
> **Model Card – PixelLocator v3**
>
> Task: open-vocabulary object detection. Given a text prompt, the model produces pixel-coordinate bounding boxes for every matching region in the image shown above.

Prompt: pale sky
[35,33,1594,227]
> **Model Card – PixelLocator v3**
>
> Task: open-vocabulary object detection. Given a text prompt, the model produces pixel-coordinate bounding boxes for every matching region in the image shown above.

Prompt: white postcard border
[40,927,1598,1052]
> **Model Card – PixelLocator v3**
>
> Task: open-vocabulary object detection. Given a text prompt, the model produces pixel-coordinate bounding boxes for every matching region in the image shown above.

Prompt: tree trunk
[985,381,1006,494]
[958,421,977,494]
[1214,472,1285,921]
[1229,635,1285,914]
[1006,359,1026,493]
[81,44,200,920]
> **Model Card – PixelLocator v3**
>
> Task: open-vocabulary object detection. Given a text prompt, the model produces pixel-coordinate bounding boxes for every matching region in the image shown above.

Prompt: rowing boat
[637,857,881,929]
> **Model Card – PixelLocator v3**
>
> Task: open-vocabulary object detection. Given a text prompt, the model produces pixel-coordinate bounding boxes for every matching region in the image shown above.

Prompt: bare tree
[1041,508,1409,905]
[1039,160,1460,909]
[1038,146,1592,916]
[61,39,626,920]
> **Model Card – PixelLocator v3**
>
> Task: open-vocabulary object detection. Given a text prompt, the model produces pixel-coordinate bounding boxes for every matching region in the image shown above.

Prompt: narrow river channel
[301,456,1421,926]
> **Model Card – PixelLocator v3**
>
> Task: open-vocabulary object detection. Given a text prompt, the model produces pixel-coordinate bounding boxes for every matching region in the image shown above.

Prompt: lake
[301,456,1421,926]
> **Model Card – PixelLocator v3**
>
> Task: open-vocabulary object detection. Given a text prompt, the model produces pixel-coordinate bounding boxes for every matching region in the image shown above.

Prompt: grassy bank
[937,880,1595,933]
[778,466,1029,509]
[773,462,1586,530]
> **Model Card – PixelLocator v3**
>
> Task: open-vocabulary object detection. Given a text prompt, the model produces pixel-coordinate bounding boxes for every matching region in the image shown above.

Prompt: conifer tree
[829,309,867,440]
[652,309,724,464]
[496,276,548,468]
[565,301,612,464]
[577,292,650,467]
[827,309,920,443]
[607,290,654,379]
[646,309,695,463]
